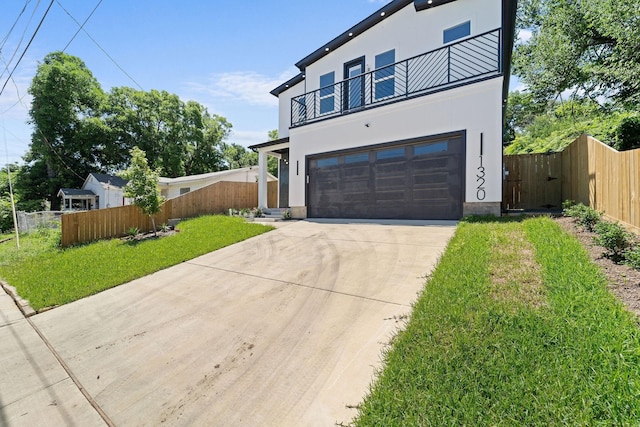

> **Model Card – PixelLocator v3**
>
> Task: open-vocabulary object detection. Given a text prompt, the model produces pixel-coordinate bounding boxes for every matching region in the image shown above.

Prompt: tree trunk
[151,216,157,236]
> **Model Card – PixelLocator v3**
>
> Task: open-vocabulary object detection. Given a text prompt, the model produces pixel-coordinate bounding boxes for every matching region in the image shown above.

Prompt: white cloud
[0,68,33,119]
[184,68,298,108]
[229,129,272,147]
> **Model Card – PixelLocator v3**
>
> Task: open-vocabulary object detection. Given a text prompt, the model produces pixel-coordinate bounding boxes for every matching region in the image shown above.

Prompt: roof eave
[293,0,412,71]
[249,137,291,151]
[270,73,305,97]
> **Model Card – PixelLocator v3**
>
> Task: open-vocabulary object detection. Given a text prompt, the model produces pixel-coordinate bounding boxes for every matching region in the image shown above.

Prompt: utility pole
[6,164,20,250]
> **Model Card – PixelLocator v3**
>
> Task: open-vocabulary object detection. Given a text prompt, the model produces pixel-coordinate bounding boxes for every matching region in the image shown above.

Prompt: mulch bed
[554,216,640,320]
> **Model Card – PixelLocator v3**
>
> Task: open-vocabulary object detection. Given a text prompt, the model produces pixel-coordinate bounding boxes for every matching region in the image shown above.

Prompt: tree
[106,88,231,177]
[26,52,110,209]
[514,0,640,106]
[504,98,635,154]
[120,147,164,235]
[182,102,230,175]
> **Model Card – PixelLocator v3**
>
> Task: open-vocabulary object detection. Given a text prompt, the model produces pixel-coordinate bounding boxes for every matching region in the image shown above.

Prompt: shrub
[126,227,140,238]
[613,115,640,151]
[594,221,631,262]
[625,246,640,270]
[563,202,602,231]
[252,207,264,218]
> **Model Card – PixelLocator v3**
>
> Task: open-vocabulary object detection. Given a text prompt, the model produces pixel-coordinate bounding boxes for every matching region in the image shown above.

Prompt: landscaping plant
[594,221,631,262]
[562,202,602,231]
[624,246,640,270]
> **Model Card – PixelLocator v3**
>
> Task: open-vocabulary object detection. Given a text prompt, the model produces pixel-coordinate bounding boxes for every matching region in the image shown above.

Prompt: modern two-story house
[251,0,517,220]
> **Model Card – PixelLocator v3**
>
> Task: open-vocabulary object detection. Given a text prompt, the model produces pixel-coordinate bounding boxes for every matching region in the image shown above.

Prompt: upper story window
[374,49,395,100]
[319,72,335,114]
[443,21,470,43]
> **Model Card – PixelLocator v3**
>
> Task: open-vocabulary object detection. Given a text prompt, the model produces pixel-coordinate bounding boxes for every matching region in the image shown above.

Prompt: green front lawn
[0,215,273,310]
[355,216,640,426]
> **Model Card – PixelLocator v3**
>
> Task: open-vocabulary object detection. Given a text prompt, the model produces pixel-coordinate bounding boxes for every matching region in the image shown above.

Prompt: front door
[344,57,365,110]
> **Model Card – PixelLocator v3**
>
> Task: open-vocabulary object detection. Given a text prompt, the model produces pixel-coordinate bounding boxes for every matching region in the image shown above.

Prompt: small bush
[563,202,602,231]
[282,209,292,220]
[594,221,631,262]
[252,207,264,218]
[613,115,640,151]
[624,246,640,270]
[127,227,140,238]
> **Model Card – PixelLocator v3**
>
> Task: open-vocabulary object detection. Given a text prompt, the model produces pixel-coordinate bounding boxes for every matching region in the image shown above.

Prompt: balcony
[291,29,501,128]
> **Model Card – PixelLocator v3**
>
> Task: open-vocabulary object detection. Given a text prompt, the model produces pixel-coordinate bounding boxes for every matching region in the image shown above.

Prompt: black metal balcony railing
[291,28,501,127]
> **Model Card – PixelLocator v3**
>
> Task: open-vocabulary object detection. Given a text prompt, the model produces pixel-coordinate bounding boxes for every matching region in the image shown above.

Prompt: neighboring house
[58,173,130,211]
[251,0,517,220]
[158,167,277,200]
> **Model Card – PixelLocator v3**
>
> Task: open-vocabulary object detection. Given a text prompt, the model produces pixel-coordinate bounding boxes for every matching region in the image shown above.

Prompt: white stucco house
[158,167,277,200]
[251,0,517,219]
[58,173,130,210]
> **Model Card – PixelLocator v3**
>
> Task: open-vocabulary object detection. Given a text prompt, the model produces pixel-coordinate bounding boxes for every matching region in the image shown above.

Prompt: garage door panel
[413,172,449,186]
[308,135,464,219]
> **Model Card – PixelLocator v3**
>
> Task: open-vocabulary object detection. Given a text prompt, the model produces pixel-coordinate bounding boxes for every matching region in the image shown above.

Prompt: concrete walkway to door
[1,219,456,426]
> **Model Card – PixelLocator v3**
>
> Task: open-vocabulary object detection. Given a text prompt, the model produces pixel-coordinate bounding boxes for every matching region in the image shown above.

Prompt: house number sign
[476,133,486,201]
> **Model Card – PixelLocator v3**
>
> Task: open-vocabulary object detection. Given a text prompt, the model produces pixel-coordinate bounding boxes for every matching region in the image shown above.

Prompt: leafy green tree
[504,98,634,154]
[221,143,257,170]
[503,91,546,144]
[120,147,164,235]
[106,88,231,177]
[25,51,110,209]
[514,0,640,106]
[182,101,230,175]
[0,165,43,231]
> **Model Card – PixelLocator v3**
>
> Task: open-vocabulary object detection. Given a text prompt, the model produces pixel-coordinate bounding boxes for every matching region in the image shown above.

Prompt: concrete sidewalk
[0,285,106,426]
[1,220,456,426]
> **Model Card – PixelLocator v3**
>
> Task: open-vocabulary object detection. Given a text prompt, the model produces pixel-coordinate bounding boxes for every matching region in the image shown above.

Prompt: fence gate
[503,153,563,211]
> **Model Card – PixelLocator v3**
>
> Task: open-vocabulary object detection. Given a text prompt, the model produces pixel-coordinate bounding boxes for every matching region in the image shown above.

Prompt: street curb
[1,280,36,317]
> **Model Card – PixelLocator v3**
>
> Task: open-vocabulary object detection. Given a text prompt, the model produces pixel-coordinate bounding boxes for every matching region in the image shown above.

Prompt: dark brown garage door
[307,134,465,220]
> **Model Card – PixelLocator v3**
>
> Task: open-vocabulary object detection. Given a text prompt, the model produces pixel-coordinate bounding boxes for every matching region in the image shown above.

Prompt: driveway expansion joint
[25,316,115,426]
[185,261,411,307]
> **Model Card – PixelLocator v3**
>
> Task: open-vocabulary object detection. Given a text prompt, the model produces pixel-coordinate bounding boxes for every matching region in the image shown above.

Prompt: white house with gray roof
[58,173,130,211]
[251,0,517,220]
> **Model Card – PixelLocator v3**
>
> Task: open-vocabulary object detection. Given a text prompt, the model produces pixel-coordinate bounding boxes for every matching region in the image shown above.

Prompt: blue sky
[1,0,523,166]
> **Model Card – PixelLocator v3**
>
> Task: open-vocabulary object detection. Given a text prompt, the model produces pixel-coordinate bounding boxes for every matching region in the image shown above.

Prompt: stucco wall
[287,77,503,209]
[276,0,502,136]
[304,0,501,95]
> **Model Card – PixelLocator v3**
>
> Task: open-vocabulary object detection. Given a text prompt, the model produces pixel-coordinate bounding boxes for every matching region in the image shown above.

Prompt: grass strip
[354,217,640,426]
[0,215,273,310]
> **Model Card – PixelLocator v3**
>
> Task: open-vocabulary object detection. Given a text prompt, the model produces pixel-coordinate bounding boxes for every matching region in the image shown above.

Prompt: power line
[0,0,33,53]
[61,0,103,53]
[56,0,144,90]
[0,0,41,83]
[0,0,54,99]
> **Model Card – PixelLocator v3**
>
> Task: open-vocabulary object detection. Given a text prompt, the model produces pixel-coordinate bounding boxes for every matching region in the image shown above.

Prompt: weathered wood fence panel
[503,152,562,210]
[61,180,279,247]
[506,134,640,233]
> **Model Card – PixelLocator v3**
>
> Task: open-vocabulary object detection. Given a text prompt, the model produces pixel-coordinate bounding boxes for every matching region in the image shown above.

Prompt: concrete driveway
[3,219,456,426]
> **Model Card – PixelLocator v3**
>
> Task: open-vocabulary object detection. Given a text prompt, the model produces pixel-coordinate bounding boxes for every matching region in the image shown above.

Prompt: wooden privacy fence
[61,180,278,247]
[504,134,640,232]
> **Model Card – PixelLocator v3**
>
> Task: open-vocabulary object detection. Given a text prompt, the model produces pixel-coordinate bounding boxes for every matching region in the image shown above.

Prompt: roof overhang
[249,137,290,152]
[270,74,305,97]
[414,0,458,11]
[57,188,96,199]
[293,0,413,72]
